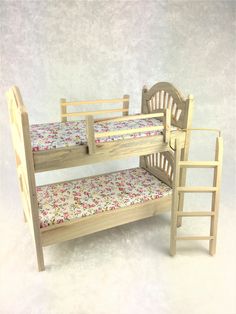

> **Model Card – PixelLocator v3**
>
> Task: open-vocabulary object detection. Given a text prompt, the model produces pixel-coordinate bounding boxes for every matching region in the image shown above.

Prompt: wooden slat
[122,94,129,116]
[163,91,166,108]
[176,236,214,241]
[177,187,217,192]
[61,98,129,106]
[177,95,194,226]
[163,108,171,143]
[178,161,219,168]
[95,125,164,139]
[60,98,67,122]
[141,82,189,129]
[209,136,223,255]
[86,115,96,154]
[158,90,161,109]
[176,211,215,217]
[143,166,172,188]
[61,108,128,117]
[183,128,221,137]
[95,112,164,123]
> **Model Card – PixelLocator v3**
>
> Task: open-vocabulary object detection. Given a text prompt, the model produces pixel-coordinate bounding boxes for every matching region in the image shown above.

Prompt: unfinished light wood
[209,136,223,255]
[177,187,217,193]
[95,125,164,139]
[86,115,96,154]
[61,108,129,118]
[35,109,175,169]
[60,98,67,122]
[176,211,215,217]
[6,86,45,271]
[170,138,181,256]
[179,161,219,168]
[33,130,186,172]
[123,94,129,116]
[61,97,130,106]
[140,83,193,198]
[176,236,214,241]
[41,195,172,246]
[60,96,130,121]
[163,108,171,143]
[141,82,191,129]
[140,151,174,188]
[6,82,193,270]
[170,134,223,256]
[177,95,194,227]
[96,112,165,123]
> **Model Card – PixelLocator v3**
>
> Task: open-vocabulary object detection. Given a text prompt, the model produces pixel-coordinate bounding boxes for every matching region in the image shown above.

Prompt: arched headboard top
[142,82,193,129]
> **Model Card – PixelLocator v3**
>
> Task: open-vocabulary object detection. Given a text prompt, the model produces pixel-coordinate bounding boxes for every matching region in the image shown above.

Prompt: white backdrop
[0,1,236,313]
[1,1,235,207]
[0,1,236,204]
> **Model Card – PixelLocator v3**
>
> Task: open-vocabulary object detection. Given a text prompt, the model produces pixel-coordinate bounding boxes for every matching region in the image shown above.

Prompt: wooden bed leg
[170,139,181,256]
[34,237,45,272]
[86,115,96,154]
[177,95,194,227]
[164,108,171,144]
[177,148,187,227]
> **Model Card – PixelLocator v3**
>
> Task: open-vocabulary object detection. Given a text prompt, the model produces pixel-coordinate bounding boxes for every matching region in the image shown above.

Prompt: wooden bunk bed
[6,82,194,271]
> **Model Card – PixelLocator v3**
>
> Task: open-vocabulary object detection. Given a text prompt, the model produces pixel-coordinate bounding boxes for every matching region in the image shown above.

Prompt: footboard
[140,151,174,188]
[140,82,194,189]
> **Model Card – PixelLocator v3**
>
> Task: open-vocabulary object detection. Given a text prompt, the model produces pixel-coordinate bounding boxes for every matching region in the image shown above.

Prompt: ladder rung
[176,236,214,241]
[176,211,215,217]
[178,161,219,168]
[177,187,217,193]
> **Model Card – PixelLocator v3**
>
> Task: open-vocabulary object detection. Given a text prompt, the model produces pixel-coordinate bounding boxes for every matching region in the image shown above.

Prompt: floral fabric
[37,168,172,228]
[30,118,164,151]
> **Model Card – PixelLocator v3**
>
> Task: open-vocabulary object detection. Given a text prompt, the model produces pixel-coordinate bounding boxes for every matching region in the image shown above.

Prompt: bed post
[6,87,45,271]
[60,98,67,122]
[177,95,194,227]
[86,115,96,154]
[140,85,148,168]
[123,95,129,116]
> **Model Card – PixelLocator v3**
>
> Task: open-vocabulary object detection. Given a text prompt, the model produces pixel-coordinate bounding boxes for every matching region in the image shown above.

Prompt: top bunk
[6,82,193,173]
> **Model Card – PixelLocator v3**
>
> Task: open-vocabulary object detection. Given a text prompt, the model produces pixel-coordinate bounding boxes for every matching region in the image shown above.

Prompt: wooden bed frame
[6,82,194,271]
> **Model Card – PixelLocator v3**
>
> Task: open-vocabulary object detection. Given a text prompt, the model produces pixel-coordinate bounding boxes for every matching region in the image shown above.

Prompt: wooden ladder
[170,130,223,256]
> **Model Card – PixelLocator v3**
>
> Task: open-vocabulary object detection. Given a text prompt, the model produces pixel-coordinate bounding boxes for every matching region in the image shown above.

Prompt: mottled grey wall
[0,1,235,210]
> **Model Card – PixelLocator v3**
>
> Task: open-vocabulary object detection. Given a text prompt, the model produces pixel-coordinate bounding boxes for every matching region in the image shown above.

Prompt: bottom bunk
[39,167,172,246]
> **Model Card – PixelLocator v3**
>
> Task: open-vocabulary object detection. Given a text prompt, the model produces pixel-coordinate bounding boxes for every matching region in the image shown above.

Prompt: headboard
[141,82,193,129]
[6,87,41,238]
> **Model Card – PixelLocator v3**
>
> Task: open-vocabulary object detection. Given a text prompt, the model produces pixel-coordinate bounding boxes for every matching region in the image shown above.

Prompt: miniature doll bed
[6,82,193,271]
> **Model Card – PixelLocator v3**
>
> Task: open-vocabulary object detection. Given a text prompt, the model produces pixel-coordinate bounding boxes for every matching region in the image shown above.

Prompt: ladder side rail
[177,95,194,226]
[209,136,223,255]
[170,138,182,256]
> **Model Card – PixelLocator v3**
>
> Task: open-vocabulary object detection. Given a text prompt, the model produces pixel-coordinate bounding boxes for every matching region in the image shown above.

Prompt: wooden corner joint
[163,108,171,144]
[86,115,96,155]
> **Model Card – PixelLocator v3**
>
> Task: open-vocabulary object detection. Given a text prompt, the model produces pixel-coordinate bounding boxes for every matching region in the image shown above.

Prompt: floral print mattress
[30,117,164,151]
[37,167,172,228]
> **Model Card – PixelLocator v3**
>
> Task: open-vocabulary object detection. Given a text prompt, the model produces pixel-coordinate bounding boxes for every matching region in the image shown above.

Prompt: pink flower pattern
[30,118,164,151]
[37,168,172,228]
